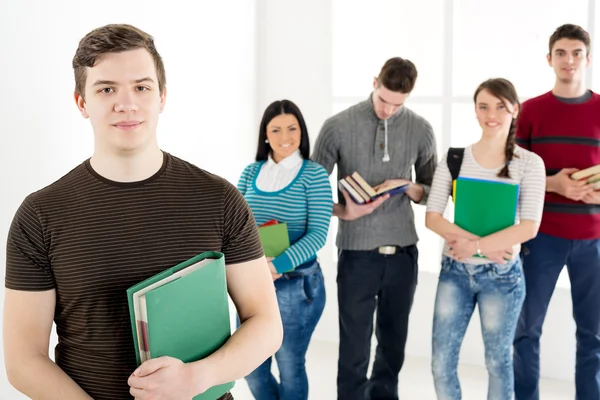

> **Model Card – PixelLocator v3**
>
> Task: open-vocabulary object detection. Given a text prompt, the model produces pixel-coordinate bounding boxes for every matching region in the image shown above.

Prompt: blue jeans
[432,256,525,400]
[513,233,600,400]
[244,261,326,400]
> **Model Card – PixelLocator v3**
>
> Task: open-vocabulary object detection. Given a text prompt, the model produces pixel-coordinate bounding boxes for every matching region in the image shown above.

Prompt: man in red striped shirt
[513,24,600,400]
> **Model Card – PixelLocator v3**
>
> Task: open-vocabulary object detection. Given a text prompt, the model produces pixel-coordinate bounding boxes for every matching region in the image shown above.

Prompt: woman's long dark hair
[473,78,520,178]
[255,100,310,161]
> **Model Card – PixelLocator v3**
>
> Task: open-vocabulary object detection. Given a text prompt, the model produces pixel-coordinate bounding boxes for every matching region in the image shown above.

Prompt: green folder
[126,251,234,400]
[257,222,290,259]
[454,177,519,237]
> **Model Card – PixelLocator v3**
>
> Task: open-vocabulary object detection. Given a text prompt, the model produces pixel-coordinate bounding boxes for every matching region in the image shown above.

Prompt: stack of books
[338,171,409,204]
[571,164,600,189]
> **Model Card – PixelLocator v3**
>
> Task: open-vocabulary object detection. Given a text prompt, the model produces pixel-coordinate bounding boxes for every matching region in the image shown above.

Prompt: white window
[332,0,445,99]
[453,0,589,98]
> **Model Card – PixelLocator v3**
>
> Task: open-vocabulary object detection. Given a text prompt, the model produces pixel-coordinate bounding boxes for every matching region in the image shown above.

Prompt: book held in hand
[257,220,292,270]
[126,251,234,400]
[338,171,409,204]
[453,177,519,236]
[453,177,519,258]
[571,164,600,190]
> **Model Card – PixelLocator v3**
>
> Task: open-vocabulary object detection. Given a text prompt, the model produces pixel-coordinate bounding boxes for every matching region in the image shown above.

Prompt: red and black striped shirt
[516,91,600,239]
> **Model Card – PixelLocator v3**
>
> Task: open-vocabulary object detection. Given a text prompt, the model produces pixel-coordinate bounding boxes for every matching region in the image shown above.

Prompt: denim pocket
[440,256,453,273]
[302,271,323,303]
[489,261,521,284]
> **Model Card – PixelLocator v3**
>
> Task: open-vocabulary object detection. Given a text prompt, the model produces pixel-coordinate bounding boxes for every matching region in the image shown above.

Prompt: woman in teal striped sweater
[237,100,333,400]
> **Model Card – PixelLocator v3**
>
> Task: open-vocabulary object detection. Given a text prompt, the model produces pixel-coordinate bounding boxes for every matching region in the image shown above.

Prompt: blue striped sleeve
[272,163,334,272]
[237,163,258,196]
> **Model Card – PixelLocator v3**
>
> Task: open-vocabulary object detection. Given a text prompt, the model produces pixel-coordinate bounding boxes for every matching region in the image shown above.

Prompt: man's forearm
[7,355,92,400]
[189,311,282,394]
[407,183,425,203]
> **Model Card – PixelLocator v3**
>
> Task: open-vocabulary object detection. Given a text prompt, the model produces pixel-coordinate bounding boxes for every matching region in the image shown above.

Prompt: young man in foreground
[3,23,283,400]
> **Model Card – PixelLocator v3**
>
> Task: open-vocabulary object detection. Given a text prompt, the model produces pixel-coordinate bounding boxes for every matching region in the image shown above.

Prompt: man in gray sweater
[312,57,437,400]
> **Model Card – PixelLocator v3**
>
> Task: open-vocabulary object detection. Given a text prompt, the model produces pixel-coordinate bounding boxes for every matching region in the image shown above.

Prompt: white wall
[0,1,591,398]
[256,0,333,147]
[0,1,257,399]
[256,0,338,343]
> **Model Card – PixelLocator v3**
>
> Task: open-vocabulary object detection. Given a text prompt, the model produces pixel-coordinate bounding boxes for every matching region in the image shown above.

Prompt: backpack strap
[447,147,464,202]
[447,147,465,182]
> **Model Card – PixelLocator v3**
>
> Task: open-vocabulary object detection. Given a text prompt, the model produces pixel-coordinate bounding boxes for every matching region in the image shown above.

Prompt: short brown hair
[549,24,591,55]
[72,24,166,98]
[376,57,418,94]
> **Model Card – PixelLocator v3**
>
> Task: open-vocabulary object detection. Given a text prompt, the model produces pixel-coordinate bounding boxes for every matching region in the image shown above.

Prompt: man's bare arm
[3,289,92,399]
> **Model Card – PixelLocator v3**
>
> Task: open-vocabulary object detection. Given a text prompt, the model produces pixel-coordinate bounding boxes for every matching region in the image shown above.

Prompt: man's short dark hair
[72,24,166,98]
[549,24,591,55]
[376,57,418,94]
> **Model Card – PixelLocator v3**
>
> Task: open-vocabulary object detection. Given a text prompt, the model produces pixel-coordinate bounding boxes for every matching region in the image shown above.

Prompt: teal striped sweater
[237,160,334,273]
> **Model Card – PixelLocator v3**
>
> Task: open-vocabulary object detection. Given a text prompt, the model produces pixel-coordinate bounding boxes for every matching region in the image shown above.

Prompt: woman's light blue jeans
[432,256,525,400]
[244,261,326,400]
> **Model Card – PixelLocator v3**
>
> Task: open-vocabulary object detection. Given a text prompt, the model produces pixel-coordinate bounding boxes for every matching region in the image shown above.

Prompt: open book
[571,165,600,189]
[339,171,409,204]
[127,251,234,400]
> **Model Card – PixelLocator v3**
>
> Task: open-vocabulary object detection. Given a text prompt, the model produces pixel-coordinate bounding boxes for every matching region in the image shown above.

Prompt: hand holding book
[373,179,412,195]
[257,221,290,260]
[126,252,234,399]
[569,165,600,204]
[445,233,512,264]
[338,186,388,221]
[548,168,597,201]
[128,355,202,400]
[451,177,520,261]
[581,189,600,205]
[338,172,409,205]
[445,234,476,262]
[570,164,600,184]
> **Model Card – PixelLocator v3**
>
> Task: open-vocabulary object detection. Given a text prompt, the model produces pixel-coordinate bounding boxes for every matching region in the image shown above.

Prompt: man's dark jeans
[336,246,419,400]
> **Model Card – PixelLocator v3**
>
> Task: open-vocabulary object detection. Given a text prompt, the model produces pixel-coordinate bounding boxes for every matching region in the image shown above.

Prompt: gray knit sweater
[311,95,438,250]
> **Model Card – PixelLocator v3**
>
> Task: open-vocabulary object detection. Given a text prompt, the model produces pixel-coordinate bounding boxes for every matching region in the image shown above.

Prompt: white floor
[231,339,574,399]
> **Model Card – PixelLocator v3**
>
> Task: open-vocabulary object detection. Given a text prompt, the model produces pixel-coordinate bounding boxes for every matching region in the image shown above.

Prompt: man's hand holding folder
[126,251,235,400]
[128,355,203,400]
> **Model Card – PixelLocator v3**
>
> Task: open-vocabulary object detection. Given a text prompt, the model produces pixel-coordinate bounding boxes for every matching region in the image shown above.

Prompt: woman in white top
[425,78,546,399]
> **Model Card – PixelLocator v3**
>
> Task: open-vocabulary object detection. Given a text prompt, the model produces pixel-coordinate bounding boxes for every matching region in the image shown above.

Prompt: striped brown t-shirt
[5,152,264,400]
